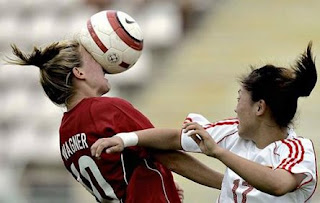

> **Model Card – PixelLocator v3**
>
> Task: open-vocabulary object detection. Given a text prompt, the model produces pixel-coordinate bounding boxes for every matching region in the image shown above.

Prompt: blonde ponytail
[7,40,82,106]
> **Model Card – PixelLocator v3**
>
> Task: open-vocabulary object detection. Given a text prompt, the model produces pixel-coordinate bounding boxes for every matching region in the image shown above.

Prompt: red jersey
[59,97,180,203]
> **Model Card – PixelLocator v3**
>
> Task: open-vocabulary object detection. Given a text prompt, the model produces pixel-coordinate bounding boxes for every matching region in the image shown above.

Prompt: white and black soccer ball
[79,10,143,74]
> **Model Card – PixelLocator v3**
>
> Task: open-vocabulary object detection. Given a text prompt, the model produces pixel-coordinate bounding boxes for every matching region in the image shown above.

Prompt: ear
[256,99,266,116]
[72,67,85,80]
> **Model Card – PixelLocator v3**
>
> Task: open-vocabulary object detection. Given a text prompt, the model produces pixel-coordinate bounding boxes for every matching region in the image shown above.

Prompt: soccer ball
[79,10,143,74]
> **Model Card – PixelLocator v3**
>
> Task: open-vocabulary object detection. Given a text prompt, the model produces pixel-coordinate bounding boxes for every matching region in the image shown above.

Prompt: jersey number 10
[70,155,119,202]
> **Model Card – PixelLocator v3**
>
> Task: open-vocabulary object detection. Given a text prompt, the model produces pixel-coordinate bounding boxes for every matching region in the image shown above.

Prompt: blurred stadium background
[0,0,319,202]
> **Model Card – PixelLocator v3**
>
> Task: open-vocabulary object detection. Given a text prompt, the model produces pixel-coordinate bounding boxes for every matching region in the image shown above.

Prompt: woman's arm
[91,128,182,157]
[152,150,223,189]
[90,128,223,189]
[184,122,305,196]
[135,128,182,150]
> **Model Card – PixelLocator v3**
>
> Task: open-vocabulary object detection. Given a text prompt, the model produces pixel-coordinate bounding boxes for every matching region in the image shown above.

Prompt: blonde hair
[7,40,82,106]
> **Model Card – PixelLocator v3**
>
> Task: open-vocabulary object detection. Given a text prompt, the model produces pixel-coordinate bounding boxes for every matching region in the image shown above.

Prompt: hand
[174,181,184,202]
[182,122,221,157]
[90,136,124,158]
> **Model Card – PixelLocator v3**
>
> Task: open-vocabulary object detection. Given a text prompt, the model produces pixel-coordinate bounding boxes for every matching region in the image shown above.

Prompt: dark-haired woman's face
[235,87,257,139]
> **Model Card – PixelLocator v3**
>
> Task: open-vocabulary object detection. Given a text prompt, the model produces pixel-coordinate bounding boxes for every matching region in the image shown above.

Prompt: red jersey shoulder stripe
[287,138,305,171]
[285,139,301,171]
[278,139,294,170]
[204,120,239,130]
[278,139,305,172]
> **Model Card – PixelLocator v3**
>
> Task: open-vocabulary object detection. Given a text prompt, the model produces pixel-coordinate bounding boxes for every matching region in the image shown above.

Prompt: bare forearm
[91,128,182,157]
[135,128,182,150]
[153,150,223,189]
[177,153,223,189]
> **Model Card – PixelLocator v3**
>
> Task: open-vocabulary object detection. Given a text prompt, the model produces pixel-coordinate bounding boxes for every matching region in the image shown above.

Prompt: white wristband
[115,132,138,147]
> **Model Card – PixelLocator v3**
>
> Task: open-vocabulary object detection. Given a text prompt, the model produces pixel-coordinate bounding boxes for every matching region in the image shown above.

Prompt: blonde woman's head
[7,40,82,106]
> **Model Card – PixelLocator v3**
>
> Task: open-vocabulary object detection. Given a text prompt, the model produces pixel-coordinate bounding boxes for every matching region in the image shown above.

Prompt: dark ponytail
[291,42,317,97]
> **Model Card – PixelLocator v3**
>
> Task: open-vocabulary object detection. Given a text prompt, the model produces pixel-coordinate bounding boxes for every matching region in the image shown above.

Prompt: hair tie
[65,71,72,85]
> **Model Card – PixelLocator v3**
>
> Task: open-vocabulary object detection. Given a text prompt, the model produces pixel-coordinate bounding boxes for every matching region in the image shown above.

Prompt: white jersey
[181,113,317,203]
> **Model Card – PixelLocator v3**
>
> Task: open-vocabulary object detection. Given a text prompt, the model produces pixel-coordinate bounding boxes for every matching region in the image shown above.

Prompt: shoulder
[275,137,317,196]
[89,97,151,124]
[185,113,239,126]
[88,97,135,112]
[183,113,239,147]
[83,97,138,122]
[276,128,314,152]
[276,137,316,171]
[90,96,132,106]
[278,137,314,153]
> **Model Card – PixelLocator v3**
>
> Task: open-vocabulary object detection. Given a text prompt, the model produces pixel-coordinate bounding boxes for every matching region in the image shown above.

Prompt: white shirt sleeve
[180,113,210,152]
[180,113,239,152]
[275,138,317,194]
